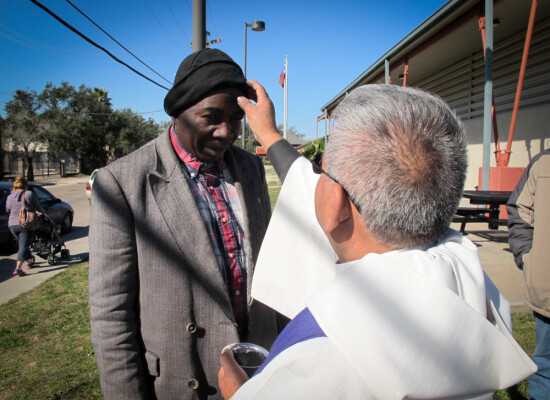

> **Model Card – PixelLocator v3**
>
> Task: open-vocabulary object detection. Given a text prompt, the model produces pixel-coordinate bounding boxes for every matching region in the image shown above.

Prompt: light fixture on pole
[242,20,265,148]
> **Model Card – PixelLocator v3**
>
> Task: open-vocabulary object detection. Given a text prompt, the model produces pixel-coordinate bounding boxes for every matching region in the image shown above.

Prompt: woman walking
[6,177,45,276]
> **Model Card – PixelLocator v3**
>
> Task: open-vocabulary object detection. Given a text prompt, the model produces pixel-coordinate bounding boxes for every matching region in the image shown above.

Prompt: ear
[318,181,353,235]
[171,116,177,124]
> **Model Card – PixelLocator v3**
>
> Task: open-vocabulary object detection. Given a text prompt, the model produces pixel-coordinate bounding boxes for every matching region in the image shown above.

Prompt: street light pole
[244,22,248,78]
[242,21,265,149]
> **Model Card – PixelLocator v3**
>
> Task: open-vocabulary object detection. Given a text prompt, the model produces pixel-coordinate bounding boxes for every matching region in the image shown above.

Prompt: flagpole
[283,55,288,140]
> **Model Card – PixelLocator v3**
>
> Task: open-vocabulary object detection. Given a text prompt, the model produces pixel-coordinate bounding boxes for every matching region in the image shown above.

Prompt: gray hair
[325,84,467,248]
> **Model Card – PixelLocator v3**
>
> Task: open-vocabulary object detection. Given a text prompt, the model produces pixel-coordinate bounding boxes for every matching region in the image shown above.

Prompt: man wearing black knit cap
[89,48,279,399]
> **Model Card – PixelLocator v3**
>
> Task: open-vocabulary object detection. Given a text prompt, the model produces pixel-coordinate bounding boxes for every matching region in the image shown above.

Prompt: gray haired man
[218,81,536,399]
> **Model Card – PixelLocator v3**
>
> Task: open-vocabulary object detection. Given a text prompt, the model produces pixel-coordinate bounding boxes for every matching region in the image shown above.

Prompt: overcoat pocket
[145,350,160,377]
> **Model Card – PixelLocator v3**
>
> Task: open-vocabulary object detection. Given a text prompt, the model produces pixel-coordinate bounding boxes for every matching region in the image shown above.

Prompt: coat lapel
[147,130,235,322]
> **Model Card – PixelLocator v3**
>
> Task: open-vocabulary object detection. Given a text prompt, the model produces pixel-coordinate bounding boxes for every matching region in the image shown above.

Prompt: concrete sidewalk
[453,224,528,312]
[31,173,89,186]
[0,174,90,305]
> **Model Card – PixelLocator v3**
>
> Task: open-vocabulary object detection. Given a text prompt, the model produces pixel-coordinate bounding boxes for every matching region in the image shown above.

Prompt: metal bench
[453,207,491,234]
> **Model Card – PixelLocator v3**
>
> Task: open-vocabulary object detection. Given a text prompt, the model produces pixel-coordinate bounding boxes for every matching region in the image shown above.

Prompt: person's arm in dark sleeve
[266,140,301,184]
[507,161,536,270]
[27,191,45,214]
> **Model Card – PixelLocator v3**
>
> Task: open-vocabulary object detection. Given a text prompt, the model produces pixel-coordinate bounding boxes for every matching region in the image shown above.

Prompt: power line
[1,24,96,55]
[65,0,172,85]
[206,2,221,40]
[163,0,191,45]
[83,109,165,116]
[135,109,165,115]
[141,0,187,54]
[28,0,170,91]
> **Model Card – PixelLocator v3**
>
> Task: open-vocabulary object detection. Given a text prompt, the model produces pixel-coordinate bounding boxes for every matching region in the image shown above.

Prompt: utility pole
[192,0,206,52]
[481,0,493,189]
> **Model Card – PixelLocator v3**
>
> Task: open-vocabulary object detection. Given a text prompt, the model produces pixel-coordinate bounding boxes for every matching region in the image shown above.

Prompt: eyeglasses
[310,152,362,214]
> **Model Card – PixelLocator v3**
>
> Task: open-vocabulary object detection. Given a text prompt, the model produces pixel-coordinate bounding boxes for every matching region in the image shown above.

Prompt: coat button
[186,323,197,334]
[187,379,199,390]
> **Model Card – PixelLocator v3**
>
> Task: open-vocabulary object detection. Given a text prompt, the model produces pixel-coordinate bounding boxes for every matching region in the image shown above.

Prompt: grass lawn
[494,311,536,399]
[268,182,282,211]
[0,262,101,400]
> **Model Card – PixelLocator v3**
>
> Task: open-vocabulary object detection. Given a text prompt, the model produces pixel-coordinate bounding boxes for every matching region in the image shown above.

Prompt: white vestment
[239,158,536,399]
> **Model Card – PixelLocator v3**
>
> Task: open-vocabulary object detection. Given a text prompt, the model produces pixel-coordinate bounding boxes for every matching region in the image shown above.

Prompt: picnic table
[453,190,512,234]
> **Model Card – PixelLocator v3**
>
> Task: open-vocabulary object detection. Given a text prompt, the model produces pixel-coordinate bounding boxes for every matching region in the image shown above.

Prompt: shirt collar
[170,126,223,178]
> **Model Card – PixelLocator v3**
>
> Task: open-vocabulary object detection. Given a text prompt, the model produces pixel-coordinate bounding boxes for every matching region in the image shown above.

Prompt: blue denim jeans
[9,225,32,262]
[530,312,550,399]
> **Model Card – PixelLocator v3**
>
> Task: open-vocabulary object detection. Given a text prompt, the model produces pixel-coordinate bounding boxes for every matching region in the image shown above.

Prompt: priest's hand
[237,80,283,151]
[218,349,249,399]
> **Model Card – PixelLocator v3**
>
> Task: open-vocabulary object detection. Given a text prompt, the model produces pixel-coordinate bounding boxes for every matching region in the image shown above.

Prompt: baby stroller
[29,213,70,265]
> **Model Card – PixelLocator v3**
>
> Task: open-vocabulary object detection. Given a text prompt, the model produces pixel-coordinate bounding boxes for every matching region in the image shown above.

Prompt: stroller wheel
[61,249,70,258]
[47,255,56,265]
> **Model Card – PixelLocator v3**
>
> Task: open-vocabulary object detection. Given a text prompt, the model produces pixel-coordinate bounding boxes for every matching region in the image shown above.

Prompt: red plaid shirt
[170,128,248,334]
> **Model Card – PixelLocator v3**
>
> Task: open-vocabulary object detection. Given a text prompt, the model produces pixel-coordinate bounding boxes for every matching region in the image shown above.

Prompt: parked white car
[85,169,99,202]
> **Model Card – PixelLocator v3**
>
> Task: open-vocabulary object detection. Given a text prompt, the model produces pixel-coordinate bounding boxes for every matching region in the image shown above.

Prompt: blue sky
[1,0,446,139]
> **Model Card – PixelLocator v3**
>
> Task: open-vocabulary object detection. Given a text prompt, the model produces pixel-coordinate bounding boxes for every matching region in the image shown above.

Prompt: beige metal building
[320,0,550,191]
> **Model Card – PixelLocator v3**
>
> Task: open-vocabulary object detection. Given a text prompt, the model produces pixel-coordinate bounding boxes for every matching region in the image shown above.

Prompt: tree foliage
[106,109,159,160]
[3,89,52,180]
[43,83,114,173]
[236,123,307,154]
[276,124,305,140]
[2,82,164,176]
[235,122,260,153]
[301,138,325,160]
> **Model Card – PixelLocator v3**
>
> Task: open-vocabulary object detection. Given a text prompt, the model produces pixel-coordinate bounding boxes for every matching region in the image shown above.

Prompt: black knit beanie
[164,48,248,117]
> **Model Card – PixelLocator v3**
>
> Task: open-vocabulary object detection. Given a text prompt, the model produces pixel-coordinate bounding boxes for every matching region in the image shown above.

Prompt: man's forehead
[190,87,245,110]
[204,86,245,99]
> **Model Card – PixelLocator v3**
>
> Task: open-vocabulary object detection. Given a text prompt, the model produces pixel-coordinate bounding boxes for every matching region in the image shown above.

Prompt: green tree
[158,120,172,132]
[105,109,159,161]
[3,89,52,181]
[235,122,261,153]
[42,82,113,173]
[0,114,4,180]
[40,82,78,168]
[43,83,163,172]
[276,124,305,140]
[245,134,259,153]
[5,82,164,176]
[43,83,113,173]
[71,86,112,173]
[301,138,325,160]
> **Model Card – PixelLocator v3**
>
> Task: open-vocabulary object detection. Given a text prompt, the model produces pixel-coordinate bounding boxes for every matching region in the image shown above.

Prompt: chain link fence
[1,151,80,181]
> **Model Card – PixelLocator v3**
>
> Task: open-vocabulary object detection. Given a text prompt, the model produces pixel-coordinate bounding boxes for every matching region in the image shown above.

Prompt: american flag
[278,70,285,88]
